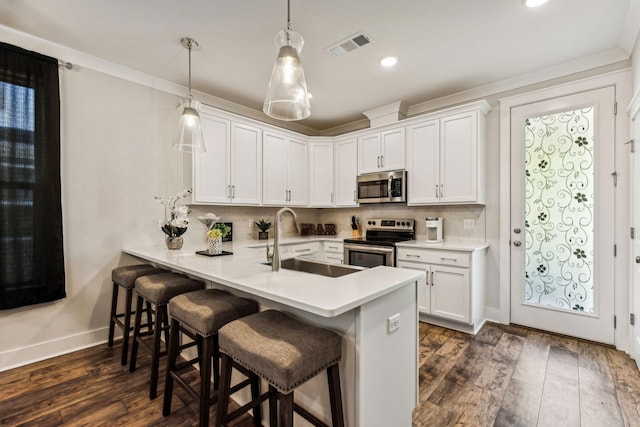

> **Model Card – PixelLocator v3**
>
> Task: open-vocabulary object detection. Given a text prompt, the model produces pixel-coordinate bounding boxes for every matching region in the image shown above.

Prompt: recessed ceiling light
[380,56,398,67]
[524,0,549,7]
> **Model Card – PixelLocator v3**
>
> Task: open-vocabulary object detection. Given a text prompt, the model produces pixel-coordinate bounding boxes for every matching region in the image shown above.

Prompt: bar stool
[129,272,204,399]
[215,310,344,427]
[162,289,262,427]
[109,264,166,365]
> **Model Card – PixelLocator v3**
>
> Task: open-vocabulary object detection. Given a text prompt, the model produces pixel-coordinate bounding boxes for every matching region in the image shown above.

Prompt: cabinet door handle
[440,184,443,198]
[431,271,434,286]
[380,155,384,167]
[328,246,339,250]
[377,156,380,167]
[353,190,357,202]
[440,257,458,262]
[435,185,439,198]
[406,254,421,258]
[231,185,235,199]
[295,248,310,253]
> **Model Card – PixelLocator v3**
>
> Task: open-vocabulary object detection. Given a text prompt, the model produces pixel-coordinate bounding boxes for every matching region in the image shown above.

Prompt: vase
[207,237,223,255]
[258,231,269,240]
[165,236,184,250]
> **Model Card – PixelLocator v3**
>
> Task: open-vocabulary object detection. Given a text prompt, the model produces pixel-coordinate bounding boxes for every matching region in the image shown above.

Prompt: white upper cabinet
[358,127,405,173]
[308,140,334,207]
[334,138,358,207]
[406,120,440,204]
[407,101,489,205]
[193,113,262,205]
[263,131,308,206]
[229,122,262,204]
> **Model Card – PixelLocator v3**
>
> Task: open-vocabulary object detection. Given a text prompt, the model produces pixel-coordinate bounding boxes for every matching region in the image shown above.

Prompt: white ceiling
[0,0,636,131]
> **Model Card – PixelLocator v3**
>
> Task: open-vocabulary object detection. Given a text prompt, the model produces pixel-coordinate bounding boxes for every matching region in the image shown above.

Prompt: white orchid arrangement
[155,189,192,237]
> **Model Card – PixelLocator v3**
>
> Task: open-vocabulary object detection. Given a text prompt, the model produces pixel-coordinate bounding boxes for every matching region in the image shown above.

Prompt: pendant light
[263,0,311,121]
[172,37,205,153]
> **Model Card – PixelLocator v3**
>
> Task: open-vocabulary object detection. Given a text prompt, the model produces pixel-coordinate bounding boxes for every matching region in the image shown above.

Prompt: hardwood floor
[0,343,255,426]
[1,322,639,426]
[414,322,640,427]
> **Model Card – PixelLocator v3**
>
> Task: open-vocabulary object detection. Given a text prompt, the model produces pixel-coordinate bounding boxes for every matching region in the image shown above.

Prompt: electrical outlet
[464,219,475,229]
[388,313,400,333]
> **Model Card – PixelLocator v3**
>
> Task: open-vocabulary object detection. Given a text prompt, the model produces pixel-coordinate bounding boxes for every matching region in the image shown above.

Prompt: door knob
[636,256,640,264]
[513,228,521,234]
[513,240,522,247]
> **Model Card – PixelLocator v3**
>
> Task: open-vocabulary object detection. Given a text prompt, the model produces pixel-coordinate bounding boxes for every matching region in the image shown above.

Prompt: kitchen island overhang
[123,244,425,427]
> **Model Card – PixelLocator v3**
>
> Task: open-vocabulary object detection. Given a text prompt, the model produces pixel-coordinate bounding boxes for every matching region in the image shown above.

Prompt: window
[0,42,64,310]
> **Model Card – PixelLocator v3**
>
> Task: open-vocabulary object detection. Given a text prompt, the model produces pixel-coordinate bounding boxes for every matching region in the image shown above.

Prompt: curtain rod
[58,60,73,70]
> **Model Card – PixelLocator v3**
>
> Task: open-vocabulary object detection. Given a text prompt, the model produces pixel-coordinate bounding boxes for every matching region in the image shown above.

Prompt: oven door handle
[344,244,394,255]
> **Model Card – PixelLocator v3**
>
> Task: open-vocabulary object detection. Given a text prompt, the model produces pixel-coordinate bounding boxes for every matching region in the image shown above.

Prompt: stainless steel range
[343,218,415,267]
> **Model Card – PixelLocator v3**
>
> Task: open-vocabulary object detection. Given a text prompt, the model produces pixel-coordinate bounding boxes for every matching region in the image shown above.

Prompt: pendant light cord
[286,0,291,44]
[187,40,193,104]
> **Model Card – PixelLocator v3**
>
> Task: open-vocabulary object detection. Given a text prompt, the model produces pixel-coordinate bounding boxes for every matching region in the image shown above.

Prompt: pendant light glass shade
[172,37,206,153]
[172,98,205,152]
[263,2,311,121]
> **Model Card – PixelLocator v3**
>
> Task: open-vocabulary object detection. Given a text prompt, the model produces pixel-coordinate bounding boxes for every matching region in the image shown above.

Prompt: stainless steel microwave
[357,170,407,204]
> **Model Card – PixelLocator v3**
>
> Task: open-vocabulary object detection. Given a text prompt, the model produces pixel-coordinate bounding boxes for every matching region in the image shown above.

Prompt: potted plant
[204,223,228,255]
[255,219,272,240]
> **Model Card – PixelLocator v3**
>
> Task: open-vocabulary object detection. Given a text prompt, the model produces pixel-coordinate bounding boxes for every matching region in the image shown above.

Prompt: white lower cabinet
[396,245,486,334]
[322,241,344,264]
[280,241,321,260]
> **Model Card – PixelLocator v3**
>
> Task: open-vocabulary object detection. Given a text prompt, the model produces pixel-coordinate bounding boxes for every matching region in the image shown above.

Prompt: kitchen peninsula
[123,241,424,427]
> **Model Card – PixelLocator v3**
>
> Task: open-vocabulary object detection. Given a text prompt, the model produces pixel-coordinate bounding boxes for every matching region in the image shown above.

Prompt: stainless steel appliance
[356,170,407,204]
[343,218,415,267]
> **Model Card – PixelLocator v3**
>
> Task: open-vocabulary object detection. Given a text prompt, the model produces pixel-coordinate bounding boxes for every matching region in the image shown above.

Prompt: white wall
[634,30,640,92]
[0,55,186,371]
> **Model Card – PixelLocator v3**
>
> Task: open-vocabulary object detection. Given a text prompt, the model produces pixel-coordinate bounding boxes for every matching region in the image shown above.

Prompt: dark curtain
[0,42,65,310]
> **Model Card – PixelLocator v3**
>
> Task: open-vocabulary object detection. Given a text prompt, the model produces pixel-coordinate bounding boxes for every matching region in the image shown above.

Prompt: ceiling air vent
[326,31,372,57]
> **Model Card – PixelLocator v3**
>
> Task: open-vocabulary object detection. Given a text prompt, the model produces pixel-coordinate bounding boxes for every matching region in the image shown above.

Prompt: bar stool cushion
[168,289,259,337]
[112,264,165,289]
[219,310,342,393]
[135,272,203,305]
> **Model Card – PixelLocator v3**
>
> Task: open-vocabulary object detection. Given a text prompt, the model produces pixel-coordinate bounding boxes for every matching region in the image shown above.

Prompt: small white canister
[425,218,443,243]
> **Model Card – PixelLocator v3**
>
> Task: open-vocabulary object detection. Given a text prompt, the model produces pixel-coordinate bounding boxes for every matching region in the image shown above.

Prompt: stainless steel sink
[262,257,365,278]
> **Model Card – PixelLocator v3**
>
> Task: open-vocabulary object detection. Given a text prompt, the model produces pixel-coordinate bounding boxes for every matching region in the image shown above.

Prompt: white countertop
[395,240,489,252]
[123,242,424,318]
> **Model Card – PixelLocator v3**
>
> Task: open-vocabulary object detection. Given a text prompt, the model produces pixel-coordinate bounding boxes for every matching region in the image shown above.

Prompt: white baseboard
[419,313,485,335]
[0,327,109,372]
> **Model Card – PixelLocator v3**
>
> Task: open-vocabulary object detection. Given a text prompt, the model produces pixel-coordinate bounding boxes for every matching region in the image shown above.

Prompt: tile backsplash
[186,204,485,244]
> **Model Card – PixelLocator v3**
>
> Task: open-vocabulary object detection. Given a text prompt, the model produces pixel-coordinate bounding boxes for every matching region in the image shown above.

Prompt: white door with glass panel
[510,87,615,344]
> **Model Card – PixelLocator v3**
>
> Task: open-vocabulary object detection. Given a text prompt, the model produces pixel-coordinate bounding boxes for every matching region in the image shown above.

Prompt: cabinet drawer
[282,242,320,256]
[396,248,470,267]
[324,242,343,254]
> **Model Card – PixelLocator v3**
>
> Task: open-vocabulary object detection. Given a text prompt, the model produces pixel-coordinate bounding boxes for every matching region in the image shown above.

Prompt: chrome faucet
[266,207,300,271]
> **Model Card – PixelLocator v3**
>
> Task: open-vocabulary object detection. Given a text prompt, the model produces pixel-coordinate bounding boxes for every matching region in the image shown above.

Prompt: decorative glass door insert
[524,107,594,314]
[509,86,615,344]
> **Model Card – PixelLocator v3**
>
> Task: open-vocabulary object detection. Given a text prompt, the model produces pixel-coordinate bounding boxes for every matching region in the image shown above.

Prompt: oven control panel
[366,218,414,231]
